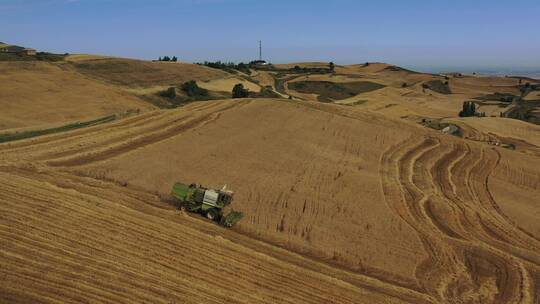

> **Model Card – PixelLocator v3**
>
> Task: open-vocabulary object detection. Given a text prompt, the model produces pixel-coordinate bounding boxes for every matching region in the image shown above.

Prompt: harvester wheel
[206,209,219,221]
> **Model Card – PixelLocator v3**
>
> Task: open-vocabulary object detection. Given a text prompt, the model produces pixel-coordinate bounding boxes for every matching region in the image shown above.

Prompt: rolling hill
[0,61,153,131]
[1,53,540,303]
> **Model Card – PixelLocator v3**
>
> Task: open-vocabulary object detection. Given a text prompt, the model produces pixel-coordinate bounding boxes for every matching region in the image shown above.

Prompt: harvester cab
[171,182,243,228]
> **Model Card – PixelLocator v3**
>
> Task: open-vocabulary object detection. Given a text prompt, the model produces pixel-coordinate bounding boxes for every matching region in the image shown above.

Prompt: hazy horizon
[2,0,540,74]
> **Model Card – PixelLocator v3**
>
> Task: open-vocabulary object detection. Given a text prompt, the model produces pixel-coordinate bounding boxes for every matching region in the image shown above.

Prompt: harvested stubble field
[67,57,230,88]
[1,57,540,304]
[0,99,540,303]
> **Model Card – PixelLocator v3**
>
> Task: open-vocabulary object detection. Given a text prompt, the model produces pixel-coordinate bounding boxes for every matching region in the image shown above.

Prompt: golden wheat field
[1,56,540,303]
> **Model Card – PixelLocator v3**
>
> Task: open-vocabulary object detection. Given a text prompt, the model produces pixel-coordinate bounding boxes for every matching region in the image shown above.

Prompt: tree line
[195,61,252,75]
[198,61,337,75]
[157,56,178,62]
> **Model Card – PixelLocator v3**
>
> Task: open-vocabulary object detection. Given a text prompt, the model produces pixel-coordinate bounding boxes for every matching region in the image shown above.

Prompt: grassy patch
[422,80,452,94]
[348,100,368,106]
[0,115,116,144]
[250,86,282,98]
[288,81,385,101]
[148,80,226,108]
[0,52,66,62]
[383,65,420,74]
[473,92,517,103]
[274,75,299,95]
[425,121,450,130]
[317,95,333,103]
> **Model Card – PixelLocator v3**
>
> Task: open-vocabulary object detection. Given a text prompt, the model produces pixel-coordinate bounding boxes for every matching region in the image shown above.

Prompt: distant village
[0,42,37,56]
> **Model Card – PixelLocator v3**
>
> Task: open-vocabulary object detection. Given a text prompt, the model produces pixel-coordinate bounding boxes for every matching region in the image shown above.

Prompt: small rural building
[252,60,268,66]
[0,44,37,56]
[20,48,37,55]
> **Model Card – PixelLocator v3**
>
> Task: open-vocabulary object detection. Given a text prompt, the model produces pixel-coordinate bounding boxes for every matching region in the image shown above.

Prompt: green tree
[162,56,171,62]
[459,101,477,117]
[172,56,178,62]
[181,80,208,97]
[160,87,176,99]
[232,83,249,98]
[329,62,335,73]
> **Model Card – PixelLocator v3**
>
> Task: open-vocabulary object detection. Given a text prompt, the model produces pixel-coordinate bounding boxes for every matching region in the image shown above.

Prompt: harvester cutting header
[170,182,243,227]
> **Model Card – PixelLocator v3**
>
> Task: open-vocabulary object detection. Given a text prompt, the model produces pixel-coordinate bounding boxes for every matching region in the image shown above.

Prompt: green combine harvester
[170,183,243,227]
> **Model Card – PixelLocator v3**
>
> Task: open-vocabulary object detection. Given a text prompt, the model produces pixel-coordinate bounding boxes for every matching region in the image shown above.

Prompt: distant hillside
[0,42,34,52]
[66,56,230,87]
[0,61,153,131]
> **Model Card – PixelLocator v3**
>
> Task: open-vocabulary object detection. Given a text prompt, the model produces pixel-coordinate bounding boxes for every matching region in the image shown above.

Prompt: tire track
[380,135,540,303]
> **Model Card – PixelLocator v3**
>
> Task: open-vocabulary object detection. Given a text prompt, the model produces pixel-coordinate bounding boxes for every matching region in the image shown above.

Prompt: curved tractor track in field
[381,136,540,303]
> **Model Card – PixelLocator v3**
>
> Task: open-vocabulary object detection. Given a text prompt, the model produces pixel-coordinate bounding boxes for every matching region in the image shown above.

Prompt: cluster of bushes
[159,87,177,99]
[181,80,209,98]
[474,92,516,103]
[288,65,332,74]
[157,80,284,106]
[459,101,485,117]
[422,80,452,94]
[459,101,476,117]
[157,56,178,62]
[199,60,336,75]
[158,80,210,104]
[256,86,282,98]
[0,52,67,62]
[268,62,335,74]
[231,83,281,98]
[196,61,251,75]
[232,84,249,98]
[519,82,538,94]
[246,85,281,99]
[36,52,67,62]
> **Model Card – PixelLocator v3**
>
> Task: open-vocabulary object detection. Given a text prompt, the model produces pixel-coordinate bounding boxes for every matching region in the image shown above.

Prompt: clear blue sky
[2,0,540,71]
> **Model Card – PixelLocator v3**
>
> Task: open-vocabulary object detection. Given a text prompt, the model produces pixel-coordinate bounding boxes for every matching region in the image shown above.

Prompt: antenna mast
[259,40,262,61]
